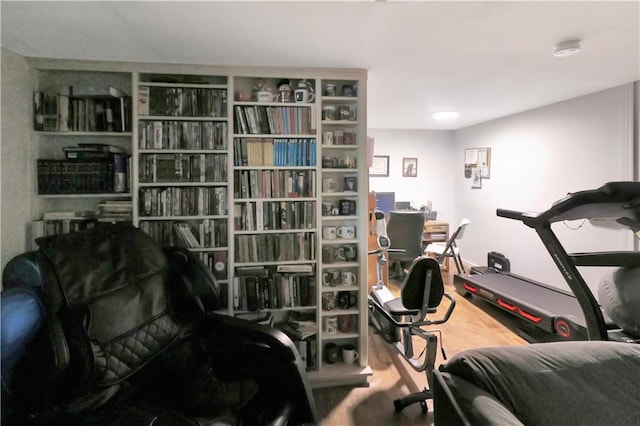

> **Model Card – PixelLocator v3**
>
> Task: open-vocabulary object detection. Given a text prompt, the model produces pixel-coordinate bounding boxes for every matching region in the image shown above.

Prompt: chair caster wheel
[420,401,428,414]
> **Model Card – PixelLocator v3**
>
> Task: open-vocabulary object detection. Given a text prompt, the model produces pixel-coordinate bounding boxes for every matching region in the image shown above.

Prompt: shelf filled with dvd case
[133,72,230,310]
[231,76,320,373]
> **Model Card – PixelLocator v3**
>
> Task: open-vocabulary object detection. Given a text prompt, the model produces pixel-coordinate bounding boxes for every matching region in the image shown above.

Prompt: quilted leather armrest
[195,313,318,425]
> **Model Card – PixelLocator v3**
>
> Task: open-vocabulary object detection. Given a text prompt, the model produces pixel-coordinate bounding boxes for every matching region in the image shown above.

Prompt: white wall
[1,47,34,272]
[454,83,636,294]
[367,129,456,224]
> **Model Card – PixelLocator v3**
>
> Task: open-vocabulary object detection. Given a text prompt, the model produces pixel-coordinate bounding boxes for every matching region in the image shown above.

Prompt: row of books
[139,186,228,217]
[233,137,317,167]
[194,250,228,281]
[37,157,128,194]
[30,206,133,249]
[233,200,316,232]
[139,86,227,118]
[233,273,315,311]
[138,219,228,252]
[234,232,316,263]
[139,153,227,183]
[30,215,97,250]
[234,169,316,199]
[34,88,131,133]
[97,200,133,223]
[168,219,228,248]
[138,120,228,150]
[234,105,316,135]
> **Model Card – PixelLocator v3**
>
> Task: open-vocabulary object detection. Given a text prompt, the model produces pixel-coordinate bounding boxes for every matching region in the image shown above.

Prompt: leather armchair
[1,223,317,426]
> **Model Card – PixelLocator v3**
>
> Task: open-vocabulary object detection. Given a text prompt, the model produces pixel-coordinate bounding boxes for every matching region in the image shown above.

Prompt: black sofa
[1,223,317,425]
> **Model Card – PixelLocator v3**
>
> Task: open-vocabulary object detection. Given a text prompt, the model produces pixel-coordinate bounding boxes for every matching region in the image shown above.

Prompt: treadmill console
[488,251,511,273]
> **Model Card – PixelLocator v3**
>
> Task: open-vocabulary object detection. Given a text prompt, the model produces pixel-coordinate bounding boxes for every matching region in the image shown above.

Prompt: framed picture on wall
[402,157,418,177]
[369,155,389,177]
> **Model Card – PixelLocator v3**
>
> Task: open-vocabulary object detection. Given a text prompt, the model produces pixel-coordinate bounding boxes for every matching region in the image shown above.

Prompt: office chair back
[401,257,445,316]
[387,210,425,262]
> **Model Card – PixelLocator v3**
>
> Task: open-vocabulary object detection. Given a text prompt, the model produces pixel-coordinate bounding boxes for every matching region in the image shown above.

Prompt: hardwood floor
[312,271,528,425]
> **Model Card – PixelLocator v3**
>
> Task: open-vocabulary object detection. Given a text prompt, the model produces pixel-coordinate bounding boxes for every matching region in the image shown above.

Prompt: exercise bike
[368,211,456,414]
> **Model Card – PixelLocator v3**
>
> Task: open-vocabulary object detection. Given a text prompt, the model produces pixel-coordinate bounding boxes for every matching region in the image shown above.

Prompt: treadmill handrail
[497,182,640,229]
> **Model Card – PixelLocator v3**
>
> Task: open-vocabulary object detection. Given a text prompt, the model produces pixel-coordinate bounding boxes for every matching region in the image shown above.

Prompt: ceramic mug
[322,292,336,311]
[342,343,359,363]
[337,245,357,262]
[339,199,356,215]
[341,84,355,97]
[325,342,339,363]
[339,105,356,121]
[337,225,356,239]
[323,226,337,240]
[322,202,339,217]
[323,131,334,145]
[339,155,357,169]
[256,91,277,102]
[338,292,357,309]
[322,156,338,168]
[323,178,339,193]
[325,316,338,335]
[322,105,337,121]
[322,246,337,263]
[322,270,341,287]
[294,87,315,103]
[339,316,357,334]
[333,130,344,145]
[325,83,337,96]
[343,176,357,192]
[341,271,357,285]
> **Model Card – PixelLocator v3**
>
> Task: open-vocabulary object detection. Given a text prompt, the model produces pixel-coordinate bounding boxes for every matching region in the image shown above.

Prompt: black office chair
[368,257,456,414]
[424,218,470,274]
[386,210,425,279]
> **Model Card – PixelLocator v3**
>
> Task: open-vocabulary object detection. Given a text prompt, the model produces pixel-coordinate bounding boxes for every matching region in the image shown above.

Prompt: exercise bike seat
[381,257,445,318]
[384,298,421,317]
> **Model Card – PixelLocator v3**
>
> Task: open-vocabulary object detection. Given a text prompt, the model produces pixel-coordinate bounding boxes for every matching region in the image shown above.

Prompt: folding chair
[424,218,470,274]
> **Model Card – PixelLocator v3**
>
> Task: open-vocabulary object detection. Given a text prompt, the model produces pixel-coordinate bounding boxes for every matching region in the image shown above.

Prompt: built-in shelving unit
[29,60,368,388]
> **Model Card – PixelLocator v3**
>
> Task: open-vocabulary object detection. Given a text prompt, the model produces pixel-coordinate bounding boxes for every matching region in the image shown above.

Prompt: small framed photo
[369,155,389,177]
[402,157,418,177]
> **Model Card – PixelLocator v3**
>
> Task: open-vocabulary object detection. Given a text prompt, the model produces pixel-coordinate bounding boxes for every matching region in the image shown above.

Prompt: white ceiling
[2,1,639,130]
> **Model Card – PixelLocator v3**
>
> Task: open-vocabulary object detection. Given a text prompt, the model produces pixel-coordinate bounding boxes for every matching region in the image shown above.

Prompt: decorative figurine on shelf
[277,79,292,103]
[294,79,315,103]
[253,78,277,102]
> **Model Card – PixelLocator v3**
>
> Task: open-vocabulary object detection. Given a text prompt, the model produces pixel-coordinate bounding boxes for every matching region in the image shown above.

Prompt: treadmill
[454,181,640,343]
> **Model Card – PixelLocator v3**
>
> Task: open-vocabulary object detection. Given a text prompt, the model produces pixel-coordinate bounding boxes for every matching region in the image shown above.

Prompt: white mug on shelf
[323,226,337,240]
[323,178,339,193]
[341,271,357,285]
[256,91,277,102]
[337,225,356,239]
[324,316,338,334]
[342,343,359,364]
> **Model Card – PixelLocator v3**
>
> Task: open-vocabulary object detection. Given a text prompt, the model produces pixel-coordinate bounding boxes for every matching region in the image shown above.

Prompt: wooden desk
[423,220,450,270]
[367,192,388,289]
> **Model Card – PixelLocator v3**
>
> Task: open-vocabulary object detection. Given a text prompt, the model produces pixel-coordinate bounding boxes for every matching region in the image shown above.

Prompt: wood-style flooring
[312,271,529,425]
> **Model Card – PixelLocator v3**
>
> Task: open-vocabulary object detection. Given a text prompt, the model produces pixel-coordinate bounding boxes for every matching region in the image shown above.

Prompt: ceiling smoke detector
[554,40,582,58]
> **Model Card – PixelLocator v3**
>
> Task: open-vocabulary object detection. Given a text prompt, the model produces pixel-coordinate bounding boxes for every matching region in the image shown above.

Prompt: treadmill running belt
[455,271,590,337]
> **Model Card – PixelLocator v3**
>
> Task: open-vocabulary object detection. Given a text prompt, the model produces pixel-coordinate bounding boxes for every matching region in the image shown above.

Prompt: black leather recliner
[1,223,318,426]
